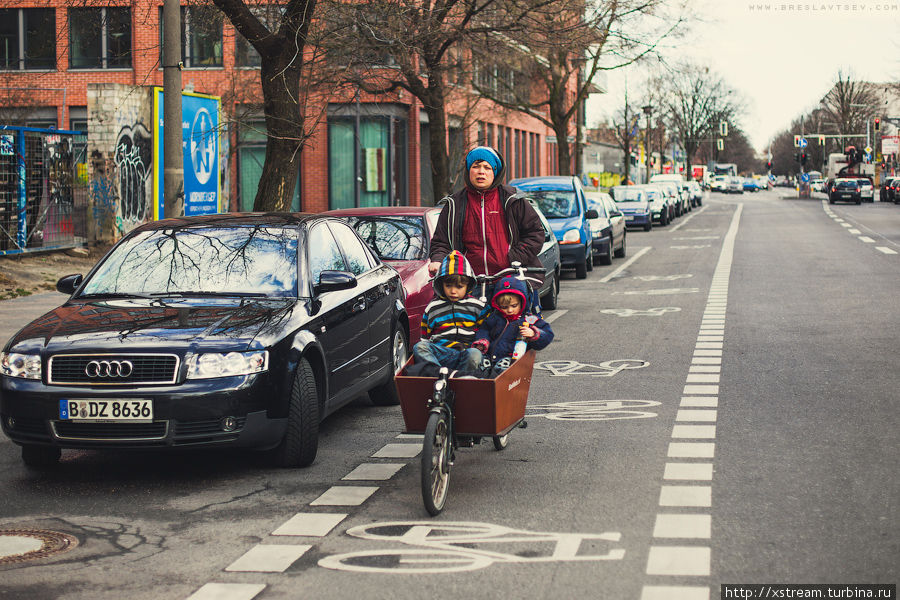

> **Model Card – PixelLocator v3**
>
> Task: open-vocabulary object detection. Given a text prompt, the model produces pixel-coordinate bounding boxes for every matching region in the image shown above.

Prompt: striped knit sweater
[421,296,487,349]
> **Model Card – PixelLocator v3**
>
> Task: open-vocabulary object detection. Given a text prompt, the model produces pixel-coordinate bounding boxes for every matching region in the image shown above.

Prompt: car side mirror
[585,209,599,220]
[315,271,357,294]
[610,210,622,217]
[544,230,552,242]
[56,274,83,295]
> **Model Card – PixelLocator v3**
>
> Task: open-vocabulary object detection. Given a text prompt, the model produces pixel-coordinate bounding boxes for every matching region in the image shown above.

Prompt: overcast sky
[586,0,900,153]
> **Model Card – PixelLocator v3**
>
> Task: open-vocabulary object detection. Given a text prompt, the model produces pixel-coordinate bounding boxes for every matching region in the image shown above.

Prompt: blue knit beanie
[465,146,502,174]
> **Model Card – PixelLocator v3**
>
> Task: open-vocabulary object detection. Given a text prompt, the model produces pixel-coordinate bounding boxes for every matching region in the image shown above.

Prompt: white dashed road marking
[644,202,741,598]
[186,583,266,600]
[271,513,347,537]
[342,463,405,481]
[599,246,652,283]
[225,544,312,573]
[371,443,421,458]
[876,246,898,254]
[310,486,379,506]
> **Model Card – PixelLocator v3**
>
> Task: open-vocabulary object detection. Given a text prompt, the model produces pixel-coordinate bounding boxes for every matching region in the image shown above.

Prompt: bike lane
[181,202,743,600]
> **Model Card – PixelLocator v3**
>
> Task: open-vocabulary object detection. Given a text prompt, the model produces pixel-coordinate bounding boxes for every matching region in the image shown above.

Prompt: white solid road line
[598,245,652,283]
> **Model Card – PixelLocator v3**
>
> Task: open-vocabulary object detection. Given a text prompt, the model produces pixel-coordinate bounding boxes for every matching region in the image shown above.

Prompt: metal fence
[0,126,88,255]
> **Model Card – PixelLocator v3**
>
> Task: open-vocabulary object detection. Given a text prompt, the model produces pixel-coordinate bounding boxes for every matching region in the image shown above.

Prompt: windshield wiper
[77,291,156,300]
[149,291,271,298]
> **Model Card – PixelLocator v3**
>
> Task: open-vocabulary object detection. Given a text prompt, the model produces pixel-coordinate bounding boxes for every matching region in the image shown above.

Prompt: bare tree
[212,0,345,211]
[325,0,535,201]
[654,63,741,180]
[608,86,641,183]
[470,0,685,176]
[819,70,881,153]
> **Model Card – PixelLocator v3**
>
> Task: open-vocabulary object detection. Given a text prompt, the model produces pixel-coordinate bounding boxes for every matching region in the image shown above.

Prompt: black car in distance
[828,178,862,205]
[0,214,409,468]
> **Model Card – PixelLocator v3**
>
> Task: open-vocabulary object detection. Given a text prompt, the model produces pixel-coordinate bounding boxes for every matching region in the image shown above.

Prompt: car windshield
[587,199,607,218]
[835,180,858,189]
[643,188,660,200]
[612,187,644,202]
[80,226,299,297]
[346,216,427,260]
[527,191,579,218]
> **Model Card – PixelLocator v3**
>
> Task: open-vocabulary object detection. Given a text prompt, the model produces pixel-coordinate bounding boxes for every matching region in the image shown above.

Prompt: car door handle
[352,298,367,312]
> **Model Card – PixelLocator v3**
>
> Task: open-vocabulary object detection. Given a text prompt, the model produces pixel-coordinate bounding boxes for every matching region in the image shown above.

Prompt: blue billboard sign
[153,88,221,220]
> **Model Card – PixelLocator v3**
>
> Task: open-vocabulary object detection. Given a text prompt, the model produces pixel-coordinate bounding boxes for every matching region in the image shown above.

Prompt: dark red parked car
[325,207,440,345]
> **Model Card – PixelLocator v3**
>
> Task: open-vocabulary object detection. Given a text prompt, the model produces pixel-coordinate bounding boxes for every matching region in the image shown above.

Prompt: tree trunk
[555,125,572,176]
[253,58,303,212]
[422,85,451,203]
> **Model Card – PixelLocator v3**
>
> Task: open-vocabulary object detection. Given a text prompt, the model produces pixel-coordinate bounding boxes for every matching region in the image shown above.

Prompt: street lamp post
[642,104,652,184]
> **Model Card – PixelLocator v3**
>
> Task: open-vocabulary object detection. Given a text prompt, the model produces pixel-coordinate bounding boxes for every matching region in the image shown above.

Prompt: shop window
[328,115,407,210]
[69,8,131,69]
[0,8,55,71]
[238,120,299,212]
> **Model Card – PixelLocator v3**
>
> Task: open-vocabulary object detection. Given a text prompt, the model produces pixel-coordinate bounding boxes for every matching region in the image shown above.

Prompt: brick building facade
[0,2,572,240]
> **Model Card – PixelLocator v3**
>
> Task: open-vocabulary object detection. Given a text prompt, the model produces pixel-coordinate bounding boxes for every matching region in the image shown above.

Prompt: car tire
[586,250,594,272]
[540,275,558,310]
[21,445,61,469]
[643,221,651,232]
[272,357,319,468]
[599,236,613,265]
[614,233,626,259]
[370,325,408,406]
[575,260,587,279]
[829,197,835,204]
[660,213,668,227]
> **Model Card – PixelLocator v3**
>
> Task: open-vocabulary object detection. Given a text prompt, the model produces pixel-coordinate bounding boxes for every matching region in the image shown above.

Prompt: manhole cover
[0,529,79,564]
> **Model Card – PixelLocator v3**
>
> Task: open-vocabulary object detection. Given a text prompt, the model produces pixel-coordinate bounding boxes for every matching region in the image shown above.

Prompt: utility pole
[163,0,183,218]
[642,104,652,184]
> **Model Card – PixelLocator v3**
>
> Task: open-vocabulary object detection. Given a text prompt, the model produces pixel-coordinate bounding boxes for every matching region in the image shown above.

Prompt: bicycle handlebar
[474,262,546,285]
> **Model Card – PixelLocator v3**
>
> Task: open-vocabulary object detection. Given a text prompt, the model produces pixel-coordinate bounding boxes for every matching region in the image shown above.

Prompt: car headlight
[0,352,42,380]
[560,229,581,244]
[185,351,269,379]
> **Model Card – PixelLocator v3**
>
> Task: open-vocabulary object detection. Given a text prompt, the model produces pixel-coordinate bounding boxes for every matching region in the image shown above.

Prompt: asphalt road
[1,190,898,600]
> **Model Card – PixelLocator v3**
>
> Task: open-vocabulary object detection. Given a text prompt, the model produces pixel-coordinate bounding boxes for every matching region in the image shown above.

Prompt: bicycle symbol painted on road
[318,521,625,573]
[601,307,681,317]
[534,359,649,377]
[526,399,661,421]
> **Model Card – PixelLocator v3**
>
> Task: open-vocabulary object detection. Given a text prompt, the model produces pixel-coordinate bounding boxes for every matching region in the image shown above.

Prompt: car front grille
[51,420,169,441]
[48,354,180,386]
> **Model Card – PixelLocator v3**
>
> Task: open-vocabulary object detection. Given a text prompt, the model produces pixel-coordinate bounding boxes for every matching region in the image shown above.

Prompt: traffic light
[766,160,773,171]
[794,152,800,163]
[719,121,728,137]
[874,117,880,132]
[800,152,808,165]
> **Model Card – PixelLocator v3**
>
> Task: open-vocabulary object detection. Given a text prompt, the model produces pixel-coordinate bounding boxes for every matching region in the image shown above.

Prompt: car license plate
[625,216,635,221]
[59,399,153,422]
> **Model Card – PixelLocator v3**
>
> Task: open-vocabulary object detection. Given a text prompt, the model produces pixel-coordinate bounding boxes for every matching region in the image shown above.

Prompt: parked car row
[0,173,706,471]
[607,174,703,232]
[878,176,900,203]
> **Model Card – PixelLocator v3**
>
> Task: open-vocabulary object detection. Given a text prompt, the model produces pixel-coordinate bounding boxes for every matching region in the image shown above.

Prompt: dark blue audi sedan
[0,214,409,469]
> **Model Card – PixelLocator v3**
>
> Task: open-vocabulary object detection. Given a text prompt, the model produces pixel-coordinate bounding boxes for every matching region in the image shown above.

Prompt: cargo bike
[394,264,543,515]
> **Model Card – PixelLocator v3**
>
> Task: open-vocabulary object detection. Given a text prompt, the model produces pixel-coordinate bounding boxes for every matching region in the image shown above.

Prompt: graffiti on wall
[114,124,152,224]
[90,150,121,238]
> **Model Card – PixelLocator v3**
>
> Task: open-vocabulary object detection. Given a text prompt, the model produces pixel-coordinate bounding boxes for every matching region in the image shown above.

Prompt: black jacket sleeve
[429,201,453,263]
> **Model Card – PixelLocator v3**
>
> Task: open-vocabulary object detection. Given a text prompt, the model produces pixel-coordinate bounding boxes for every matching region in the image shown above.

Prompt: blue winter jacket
[474,275,553,361]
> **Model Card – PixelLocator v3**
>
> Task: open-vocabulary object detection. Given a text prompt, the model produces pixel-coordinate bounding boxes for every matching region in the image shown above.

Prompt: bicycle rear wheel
[421,411,451,516]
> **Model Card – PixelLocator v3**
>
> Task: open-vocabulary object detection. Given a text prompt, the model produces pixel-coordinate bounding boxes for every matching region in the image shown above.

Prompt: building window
[238,119,299,212]
[69,8,131,69]
[328,114,407,209]
[0,8,55,71]
[160,7,223,68]
[235,5,283,68]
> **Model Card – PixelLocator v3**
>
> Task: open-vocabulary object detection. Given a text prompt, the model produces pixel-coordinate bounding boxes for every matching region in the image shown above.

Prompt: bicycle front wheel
[421,411,451,516]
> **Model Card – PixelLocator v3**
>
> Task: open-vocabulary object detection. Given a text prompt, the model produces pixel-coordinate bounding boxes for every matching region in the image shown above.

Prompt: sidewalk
[0,292,65,345]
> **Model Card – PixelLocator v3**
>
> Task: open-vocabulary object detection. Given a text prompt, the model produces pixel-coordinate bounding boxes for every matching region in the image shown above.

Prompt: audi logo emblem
[85,360,134,378]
